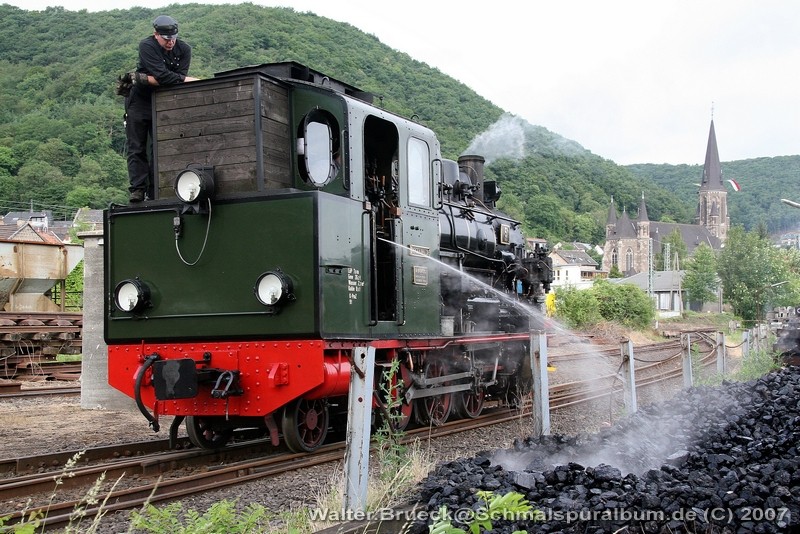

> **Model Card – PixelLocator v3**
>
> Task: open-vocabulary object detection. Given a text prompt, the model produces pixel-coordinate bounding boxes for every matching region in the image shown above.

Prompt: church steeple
[607,197,617,225]
[696,117,729,241]
[700,119,724,191]
[637,192,649,222]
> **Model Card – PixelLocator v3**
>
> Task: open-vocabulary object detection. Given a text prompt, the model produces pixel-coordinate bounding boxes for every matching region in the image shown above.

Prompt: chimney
[458,154,485,202]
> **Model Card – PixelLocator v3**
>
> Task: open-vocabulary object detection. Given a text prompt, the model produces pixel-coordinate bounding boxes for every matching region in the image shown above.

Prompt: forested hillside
[1,3,797,243]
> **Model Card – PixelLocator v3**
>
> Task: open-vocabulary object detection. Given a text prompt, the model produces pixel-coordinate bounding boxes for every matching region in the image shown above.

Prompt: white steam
[464,112,589,165]
[465,113,527,164]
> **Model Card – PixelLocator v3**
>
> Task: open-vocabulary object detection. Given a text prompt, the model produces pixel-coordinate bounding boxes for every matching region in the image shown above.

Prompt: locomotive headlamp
[255,270,294,307]
[174,165,215,204]
[114,278,151,313]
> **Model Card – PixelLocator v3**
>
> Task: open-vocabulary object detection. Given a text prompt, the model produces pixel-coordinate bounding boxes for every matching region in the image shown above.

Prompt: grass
[694,344,781,387]
[732,347,782,381]
[659,310,739,330]
[0,451,126,534]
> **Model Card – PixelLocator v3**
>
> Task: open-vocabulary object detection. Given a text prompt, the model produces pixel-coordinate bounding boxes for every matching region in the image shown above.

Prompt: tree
[683,243,718,308]
[0,145,17,173]
[717,226,796,321]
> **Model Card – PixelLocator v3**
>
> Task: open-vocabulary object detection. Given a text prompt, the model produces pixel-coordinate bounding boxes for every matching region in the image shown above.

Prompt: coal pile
[412,367,799,533]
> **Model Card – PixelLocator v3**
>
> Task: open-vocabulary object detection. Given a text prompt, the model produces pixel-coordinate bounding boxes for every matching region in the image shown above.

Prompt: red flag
[727,179,741,192]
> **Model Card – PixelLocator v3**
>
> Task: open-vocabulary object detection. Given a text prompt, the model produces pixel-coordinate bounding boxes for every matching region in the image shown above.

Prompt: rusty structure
[0,214,85,379]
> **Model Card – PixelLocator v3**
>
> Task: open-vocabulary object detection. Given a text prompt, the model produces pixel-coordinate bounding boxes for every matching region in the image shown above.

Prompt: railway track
[0,311,82,381]
[0,334,716,531]
[0,383,80,398]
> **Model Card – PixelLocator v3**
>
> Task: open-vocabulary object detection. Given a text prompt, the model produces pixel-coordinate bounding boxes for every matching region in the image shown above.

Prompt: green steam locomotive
[105,62,553,452]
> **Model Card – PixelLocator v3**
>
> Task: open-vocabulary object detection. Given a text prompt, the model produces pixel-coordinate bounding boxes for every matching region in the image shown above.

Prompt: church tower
[695,119,730,241]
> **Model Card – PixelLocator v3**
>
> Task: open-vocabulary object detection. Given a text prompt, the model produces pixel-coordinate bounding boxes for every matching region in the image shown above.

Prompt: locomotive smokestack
[458,154,485,202]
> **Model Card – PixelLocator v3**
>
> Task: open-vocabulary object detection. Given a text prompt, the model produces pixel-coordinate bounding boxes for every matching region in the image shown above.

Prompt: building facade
[549,248,606,290]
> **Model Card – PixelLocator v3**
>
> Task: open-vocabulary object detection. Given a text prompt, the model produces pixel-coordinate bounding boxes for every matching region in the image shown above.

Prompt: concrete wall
[79,230,133,410]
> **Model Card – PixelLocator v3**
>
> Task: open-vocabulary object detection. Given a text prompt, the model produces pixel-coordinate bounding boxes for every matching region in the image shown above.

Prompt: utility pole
[647,238,654,298]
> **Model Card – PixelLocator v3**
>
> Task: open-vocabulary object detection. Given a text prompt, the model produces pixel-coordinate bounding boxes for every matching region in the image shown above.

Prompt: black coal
[411,367,800,533]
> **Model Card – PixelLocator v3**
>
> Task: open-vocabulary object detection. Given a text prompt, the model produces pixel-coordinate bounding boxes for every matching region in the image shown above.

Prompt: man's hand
[115,72,132,96]
[129,71,150,85]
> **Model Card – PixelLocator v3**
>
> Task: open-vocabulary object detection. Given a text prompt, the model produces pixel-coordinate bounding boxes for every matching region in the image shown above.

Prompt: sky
[7,0,800,165]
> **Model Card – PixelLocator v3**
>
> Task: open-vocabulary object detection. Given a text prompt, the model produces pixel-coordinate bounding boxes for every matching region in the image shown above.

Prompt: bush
[554,286,601,328]
[592,280,655,329]
[554,280,655,330]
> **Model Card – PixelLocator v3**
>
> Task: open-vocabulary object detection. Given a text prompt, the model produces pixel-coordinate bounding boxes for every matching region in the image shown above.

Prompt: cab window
[298,110,340,187]
[408,138,430,206]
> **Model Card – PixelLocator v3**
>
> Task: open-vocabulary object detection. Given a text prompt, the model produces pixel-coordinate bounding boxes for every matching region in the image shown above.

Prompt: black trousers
[125,103,154,199]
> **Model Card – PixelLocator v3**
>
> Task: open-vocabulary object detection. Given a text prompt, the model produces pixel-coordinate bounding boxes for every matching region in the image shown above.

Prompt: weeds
[129,500,268,533]
[0,451,124,534]
[733,348,781,380]
[374,358,409,482]
[695,346,781,387]
[428,490,532,534]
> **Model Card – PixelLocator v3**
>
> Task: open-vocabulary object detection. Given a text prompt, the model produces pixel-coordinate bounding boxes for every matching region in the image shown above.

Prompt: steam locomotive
[105,62,553,452]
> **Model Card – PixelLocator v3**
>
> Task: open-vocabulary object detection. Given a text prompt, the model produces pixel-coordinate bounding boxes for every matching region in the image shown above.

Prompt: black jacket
[127,35,192,111]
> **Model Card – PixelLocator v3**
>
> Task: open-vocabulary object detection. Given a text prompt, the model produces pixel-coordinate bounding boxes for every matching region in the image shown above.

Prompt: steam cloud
[464,112,589,165]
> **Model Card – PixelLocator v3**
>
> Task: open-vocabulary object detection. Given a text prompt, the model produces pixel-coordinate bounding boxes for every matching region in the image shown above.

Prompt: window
[625,248,633,272]
[611,248,618,267]
[407,138,430,206]
[298,110,340,187]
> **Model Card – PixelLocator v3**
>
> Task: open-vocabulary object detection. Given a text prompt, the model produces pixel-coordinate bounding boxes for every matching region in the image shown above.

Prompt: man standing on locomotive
[125,15,199,203]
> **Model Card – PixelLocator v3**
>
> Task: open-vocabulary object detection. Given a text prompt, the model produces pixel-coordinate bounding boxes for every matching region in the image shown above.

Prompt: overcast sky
[8,0,800,165]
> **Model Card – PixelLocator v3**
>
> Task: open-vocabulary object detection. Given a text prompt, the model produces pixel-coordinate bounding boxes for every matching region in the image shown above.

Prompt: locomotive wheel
[282,398,329,453]
[185,416,233,449]
[452,387,486,419]
[416,361,452,426]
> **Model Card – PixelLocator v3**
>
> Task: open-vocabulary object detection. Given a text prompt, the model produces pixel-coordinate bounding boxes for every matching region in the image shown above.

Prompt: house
[2,210,74,243]
[549,248,607,290]
[72,208,104,235]
[610,270,686,317]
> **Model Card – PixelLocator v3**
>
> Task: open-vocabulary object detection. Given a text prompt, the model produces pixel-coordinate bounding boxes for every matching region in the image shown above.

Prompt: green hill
[0,3,797,242]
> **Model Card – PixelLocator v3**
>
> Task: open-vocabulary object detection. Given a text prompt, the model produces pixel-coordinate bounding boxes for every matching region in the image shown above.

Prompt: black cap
[153,15,178,36]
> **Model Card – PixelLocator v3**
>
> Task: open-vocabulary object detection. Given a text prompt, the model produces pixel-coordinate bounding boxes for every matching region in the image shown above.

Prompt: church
[601,120,729,275]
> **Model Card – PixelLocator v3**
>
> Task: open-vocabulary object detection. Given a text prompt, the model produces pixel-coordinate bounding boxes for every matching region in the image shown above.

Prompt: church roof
[610,270,686,293]
[700,119,724,192]
[614,207,638,238]
[650,222,721,255]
